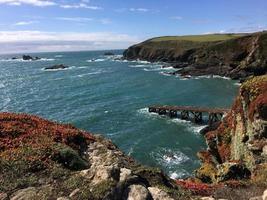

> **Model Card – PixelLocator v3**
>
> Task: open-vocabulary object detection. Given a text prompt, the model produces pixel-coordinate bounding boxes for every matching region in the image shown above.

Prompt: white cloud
[0,31,140,53]
[56,17,93,22]
[0,0,56,7]
[129,8,149,12]
[60,3,102,10]
[171,16,183,20]
[14,20,39,26]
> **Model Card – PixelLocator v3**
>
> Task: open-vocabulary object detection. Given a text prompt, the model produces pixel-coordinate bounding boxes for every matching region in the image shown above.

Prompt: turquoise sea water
[0,50,239,179]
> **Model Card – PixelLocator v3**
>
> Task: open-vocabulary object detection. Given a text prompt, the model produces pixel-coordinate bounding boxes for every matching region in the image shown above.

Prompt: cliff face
[195,75,267,184]
[0,113,188,200]
[123,32,267,79]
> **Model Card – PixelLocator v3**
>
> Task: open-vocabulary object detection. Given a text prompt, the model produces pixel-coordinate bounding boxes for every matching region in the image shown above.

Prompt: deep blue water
[0,50,239,178]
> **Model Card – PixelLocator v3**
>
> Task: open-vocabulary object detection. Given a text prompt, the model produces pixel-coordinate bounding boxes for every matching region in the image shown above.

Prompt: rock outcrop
[195,75,267,184]
[22,55,40,61]
[44,64,69,70]
[123,31,267,79]
[0,113,188,200]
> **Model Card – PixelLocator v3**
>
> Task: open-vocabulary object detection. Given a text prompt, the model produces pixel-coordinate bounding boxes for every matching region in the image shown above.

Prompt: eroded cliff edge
[123,32,267,79]
[195,75,267,185]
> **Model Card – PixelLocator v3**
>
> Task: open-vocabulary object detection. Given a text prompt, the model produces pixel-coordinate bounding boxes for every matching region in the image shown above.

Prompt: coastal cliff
[123,32,267,79]
[195,75,267,185]
[0,75,266,199]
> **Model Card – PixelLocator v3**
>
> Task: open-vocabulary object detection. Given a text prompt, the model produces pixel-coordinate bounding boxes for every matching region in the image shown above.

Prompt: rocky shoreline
[0,75,266,199]
[123,31,267,80]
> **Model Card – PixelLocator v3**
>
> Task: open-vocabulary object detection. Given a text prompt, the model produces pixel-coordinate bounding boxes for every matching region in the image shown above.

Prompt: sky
[0,0,266,53]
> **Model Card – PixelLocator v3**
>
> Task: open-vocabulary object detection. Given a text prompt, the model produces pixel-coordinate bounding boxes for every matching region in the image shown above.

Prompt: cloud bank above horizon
[0,0,266,53]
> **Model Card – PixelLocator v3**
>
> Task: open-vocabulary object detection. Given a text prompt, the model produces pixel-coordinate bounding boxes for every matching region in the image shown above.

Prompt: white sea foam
[55,55,63,58]
[151,148,190,167]
[87,58,106,62]
[0,83,5,89]
[170,170,190,179]
[129,64,147,68]
[0,58,55,62]
[234,82,241,86]
[159,72,172,76]
[76,70,105,78]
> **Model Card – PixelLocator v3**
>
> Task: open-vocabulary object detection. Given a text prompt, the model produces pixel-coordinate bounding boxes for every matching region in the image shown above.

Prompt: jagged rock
[22,55,34,60]
[126,184,151,200]
[148,187,174,200]
[10,187,38,200]
[91,165,120,185]
[200,197,215,200]
[44,64,68,70]
[262,145,267,156]
[216,162,251,182]
[120,168,132,182]
[263,189,267,200]
[0,193,8,200]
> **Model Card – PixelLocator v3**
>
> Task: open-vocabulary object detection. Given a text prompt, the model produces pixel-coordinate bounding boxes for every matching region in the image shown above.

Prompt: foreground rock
[0,113,188,200]
[44,64,69,70]
[123,31,267,79]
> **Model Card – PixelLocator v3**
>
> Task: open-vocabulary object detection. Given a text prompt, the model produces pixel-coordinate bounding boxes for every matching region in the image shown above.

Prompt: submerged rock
[44,64,69,70]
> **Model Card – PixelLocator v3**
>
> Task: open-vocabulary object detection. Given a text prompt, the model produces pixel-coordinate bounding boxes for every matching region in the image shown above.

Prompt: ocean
[0,50,239,179]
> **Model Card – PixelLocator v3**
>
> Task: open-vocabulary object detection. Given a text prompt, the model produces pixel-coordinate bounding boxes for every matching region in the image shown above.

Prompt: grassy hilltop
[124,31,267,79]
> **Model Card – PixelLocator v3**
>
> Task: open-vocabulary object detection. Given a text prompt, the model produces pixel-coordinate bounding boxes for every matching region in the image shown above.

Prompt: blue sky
[0,0,266,53]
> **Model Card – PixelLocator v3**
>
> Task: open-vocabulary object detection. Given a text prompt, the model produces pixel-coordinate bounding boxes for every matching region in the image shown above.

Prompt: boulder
[120,168,132,182]
[263,189,267,200]
[22,55,34,60]
[44,64,69,70]
[148,187,174,200]
[126,184,151,200]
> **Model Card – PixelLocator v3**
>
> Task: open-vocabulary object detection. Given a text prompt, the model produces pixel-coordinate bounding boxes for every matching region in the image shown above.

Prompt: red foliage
[175,180,222,196]
[0,113,95,161]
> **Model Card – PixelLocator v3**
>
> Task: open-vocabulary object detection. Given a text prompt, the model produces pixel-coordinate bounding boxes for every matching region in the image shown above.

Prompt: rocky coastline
[0,75,266,199]
[123,31,267,80]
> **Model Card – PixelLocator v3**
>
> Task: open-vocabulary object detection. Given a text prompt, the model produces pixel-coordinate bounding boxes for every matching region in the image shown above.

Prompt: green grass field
[149,34,246,42]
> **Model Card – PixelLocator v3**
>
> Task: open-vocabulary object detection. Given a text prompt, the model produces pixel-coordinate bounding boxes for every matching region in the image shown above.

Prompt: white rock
[11,187,37,200]
[57,197,70,200]
[263,189,267,200]
[201,197,215,200]
[92,165,119,185]
[69,189,80,198]
[120,168,132,182]
[127,185,150,200]
[148,187,174,200]
[249,196,262,200]
[262,145,267,156]
[0,193,8,200]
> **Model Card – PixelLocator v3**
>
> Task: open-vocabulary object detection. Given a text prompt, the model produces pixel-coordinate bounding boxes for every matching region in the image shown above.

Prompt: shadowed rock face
[0,113,187,200]
[195,75,267,184]
[123,32,267,79]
